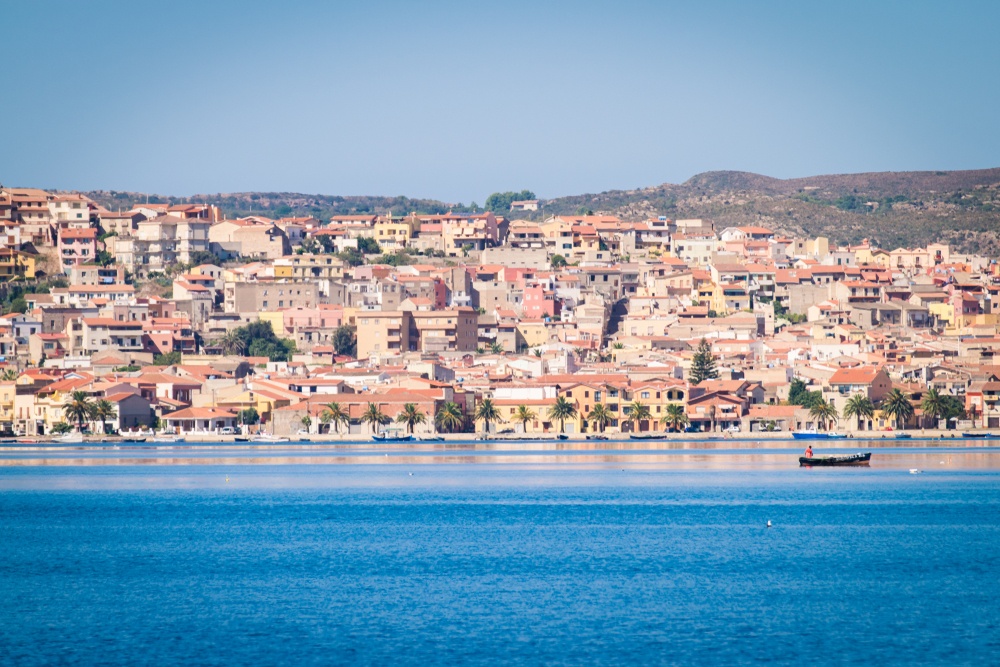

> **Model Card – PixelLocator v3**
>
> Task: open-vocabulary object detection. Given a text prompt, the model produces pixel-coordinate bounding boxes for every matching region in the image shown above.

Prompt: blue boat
[792,430,847,440]
[372,433,414,442]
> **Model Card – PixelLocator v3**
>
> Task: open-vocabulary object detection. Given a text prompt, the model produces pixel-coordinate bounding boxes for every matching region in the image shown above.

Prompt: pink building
[58,228,98,272]
[522,283,559,320]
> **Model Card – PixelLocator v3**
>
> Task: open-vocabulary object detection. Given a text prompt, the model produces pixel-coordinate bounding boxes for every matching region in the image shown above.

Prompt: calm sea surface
[2,445,999,665]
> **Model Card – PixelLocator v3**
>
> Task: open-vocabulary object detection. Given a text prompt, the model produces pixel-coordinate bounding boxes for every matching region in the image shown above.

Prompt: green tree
[514,405,537,433]
[51,421,73,435]
[661,403,688,432]
[361,403,390,435]
[321,402,350,435]
[7,296,28,314]
[689,338,719,384]
[548,396,578,433]
[93,399,116,435]
[843,394,875,431]
[153,351,182,366]
[337,247,365,267]
[882,389,915,430]
[300,415,313,432]
[550,254,568,269]
[920,388,945,428]
[356,237,381,254]
[332,325,358,357]
[474,397,502,434]
[237,407,260,426]
[809,401,840,431]
[435,401,465,433]
[489,341,504,355]
[626,400,651,432]
[396,403,426,435]
[586,403,613,433]
[0,368,18,381]
[485,190,536,214]
[63,390,96,432]
[218,330,246,356]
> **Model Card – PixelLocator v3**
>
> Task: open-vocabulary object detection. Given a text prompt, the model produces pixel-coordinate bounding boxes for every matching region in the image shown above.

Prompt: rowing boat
[799,452,871,467]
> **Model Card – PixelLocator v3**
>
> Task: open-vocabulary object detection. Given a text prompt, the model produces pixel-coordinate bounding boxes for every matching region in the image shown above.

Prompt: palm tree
[661,403,688,432]
[843,394,876,432]
[300,415,313,433]
[921,388,945,429]
[548,396,577,433]
[435,401,464,433]
[587,403,613,433]
[627,400,651,432]
[0,368,17,381]
[396,403,426,435]
[533,349,543,358]
[93,399,116,435]
[708,404,717,433]
[475,397,502,435]
[321,402,350,435]
[809,401,840,431]
[489,341,504,355]
[968,402,980,429]
[218,330,246,356]
[63,390,96,433]
[513,405,537,433]
[360,402,390,435]
[612,342,625,350]
[882,389,915,431]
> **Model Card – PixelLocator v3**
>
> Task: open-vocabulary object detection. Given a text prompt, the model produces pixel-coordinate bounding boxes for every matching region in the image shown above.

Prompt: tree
[550,254,568,269]
[689,338,719,384]
[882,389,915,430]
[337,247,365,267]
[514,405,537,433]
[300,415,313,433]
[218,330,246,356]
[809,401,840,431]
[789,378,825,409]
[475,397,502,435]
[0,368,18,381]
[7,297,27,314]
[356,237,381,254]
[435,401,465,433]
[843,395,875,431]
[360,403,390,435]
[396,403,426,435]
[332,325,358,357]
[51,422,73,435]
[321,402,350,435]
[489,341,504,355]
[93,399,116,435]
[587,403,613,433]
[237,407,260,426]
[153,351,182,366]
[485,190,536,214]
[548,396,577,433]
[661,404,688,432]
[626,400,651,432]
[63,390,96,432]
[921,388,945,428]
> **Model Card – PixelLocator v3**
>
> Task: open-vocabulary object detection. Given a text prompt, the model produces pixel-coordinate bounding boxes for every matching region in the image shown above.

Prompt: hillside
[75,167,1000,254]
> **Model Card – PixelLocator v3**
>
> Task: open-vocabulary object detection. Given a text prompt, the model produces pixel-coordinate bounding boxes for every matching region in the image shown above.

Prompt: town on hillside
[0,185,997,438]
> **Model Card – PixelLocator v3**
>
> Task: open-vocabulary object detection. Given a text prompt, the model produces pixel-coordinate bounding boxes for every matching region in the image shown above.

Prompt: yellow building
[273,254,346,281]
[373,215,417,251]
[0,249,38,280]
[515,321,549,348]
[0,381,15,432]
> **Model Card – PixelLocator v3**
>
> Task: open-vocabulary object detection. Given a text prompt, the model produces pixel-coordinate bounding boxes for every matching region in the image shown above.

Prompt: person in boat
[804,445,813,458]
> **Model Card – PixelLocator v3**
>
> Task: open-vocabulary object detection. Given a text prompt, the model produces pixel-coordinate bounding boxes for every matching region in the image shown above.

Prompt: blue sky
[3,1,998,203]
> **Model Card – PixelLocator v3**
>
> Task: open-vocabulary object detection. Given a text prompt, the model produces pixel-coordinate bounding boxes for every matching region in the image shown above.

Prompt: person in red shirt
[804,445,814,458]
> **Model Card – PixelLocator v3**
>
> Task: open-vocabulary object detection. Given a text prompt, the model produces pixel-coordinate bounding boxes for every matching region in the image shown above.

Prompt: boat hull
[372,434,415,442]
[792,432,847,440]
[799,452,871,467]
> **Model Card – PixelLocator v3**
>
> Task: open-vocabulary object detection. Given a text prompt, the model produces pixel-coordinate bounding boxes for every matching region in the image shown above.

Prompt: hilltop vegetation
[78,167,1000,254]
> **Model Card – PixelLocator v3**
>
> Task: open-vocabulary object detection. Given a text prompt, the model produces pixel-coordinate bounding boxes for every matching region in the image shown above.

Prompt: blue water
[2,467,999,665]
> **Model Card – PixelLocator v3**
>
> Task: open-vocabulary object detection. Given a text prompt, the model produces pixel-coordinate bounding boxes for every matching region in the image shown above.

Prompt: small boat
[417,435,444,442]
[251,434,289,443]
[792,430,847,440]
[234,436,249,443]
[586,434,608,440]
[893,433,912,439]
[799,452,872,467]
[52,432,84,443]
[120,437,147,443]
[154,435,181,443]
[556,433,569,440]
[629,433,663,440]
[372,433,415,442]
[962,432,997,439]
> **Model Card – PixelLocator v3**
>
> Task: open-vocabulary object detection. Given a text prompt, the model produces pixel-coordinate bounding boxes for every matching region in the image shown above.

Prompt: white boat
[251,434,288,443]
[52,432,84,443]
[153,435,181,443]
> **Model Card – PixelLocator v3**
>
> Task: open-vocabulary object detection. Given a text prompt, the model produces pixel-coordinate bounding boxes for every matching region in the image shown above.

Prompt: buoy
[766,520,772,528]
[408,472,413,476]
[225,475,230,483]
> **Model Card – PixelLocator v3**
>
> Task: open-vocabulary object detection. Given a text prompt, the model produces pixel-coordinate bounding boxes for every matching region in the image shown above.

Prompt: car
[724,425,741,433]
[684,425,701,433]
[220,426,237,435]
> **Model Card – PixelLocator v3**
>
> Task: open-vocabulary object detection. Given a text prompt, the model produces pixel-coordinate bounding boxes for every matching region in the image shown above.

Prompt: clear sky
[4,0,998,203]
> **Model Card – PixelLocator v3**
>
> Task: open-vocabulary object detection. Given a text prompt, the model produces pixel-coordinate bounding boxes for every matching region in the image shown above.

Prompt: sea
[1,441,999,665]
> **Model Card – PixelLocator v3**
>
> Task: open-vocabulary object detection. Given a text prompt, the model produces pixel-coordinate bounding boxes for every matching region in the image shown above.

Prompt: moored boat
[52,432,84,443]
[962,432,997,439]
[586,434,608,440]
[629,433,663,440]
[417,435,444,441]
[556,433,569,440]
[792,430,847,440]
[893,433,912,439]
[120,437,147,443]
[372,433,415,442]
[799,452,872,467]
[251,434,289,443]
